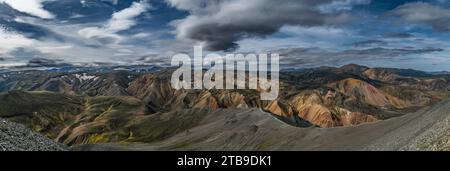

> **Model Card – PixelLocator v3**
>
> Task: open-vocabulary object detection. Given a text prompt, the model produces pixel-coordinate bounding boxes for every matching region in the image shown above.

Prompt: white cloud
[0,26,35,54]
[35,45,72,54]
[319,0,371,13]
[280,26,347,37]
[78,1,150,44]
[0,0,55,19]
[106,1,149,31]
[388,2,450,31]
[132,32,151,38]
[0,0,160,65]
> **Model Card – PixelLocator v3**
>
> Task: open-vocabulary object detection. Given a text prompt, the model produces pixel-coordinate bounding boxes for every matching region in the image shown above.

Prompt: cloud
[274,47,443,68]
[382,32,415,39]
[0,26,35,54]
[234,25,353,52]
[101,0,119,5]
[106,1,151,32]
[26,57,71,67]
[280,26,348,37]
[1,0,449,71]
[166,0,370,51]
[78,0,150,45]
[352,40,388,47]
[4,16,64,41]
[387,2,450,32]
[0,0,54,19]
[319,0,371,13]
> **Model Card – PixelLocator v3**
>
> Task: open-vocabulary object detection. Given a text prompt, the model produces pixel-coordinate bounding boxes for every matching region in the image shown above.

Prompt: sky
[1,0,450,71]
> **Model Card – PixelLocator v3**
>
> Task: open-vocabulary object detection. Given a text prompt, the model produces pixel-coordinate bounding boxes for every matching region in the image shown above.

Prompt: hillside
[74,99,450,151]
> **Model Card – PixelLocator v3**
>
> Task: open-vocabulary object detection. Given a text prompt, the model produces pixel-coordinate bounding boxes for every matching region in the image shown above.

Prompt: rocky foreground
[0,118,67,151]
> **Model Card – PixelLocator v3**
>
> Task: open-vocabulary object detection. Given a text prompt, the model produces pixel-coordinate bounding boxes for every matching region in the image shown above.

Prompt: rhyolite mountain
[0,64,449,150]
[0,70,137,96]
[74,103,450,151]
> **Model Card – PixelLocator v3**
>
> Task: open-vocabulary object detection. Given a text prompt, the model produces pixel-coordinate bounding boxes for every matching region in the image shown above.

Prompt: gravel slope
[0,118,67,151]
[74,99,450,151]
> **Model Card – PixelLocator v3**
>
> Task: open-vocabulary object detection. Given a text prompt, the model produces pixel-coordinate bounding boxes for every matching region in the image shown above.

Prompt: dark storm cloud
[26,58,72,68]
[134,54,170,65]
[167,0,371,51]
[387,2,450,32]
[275,47,443,68]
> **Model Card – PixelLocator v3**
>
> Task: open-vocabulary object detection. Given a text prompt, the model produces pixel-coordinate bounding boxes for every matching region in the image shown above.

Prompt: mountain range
[0,64,449,150]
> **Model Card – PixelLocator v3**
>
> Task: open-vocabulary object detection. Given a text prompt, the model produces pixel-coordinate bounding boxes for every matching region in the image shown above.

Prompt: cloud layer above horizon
[1,0,450,71]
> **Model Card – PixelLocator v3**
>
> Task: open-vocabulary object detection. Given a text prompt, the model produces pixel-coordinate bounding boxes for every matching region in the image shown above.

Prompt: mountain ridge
[73,98,450,151]
[0,64,449,150]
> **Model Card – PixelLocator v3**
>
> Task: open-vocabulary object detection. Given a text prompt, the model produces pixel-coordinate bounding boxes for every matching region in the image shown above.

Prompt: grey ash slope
[75,99,450,151]
[0,118,67,151]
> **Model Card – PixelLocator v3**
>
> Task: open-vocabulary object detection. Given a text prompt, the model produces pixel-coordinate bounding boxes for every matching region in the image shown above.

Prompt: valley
[0,64,449,151]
